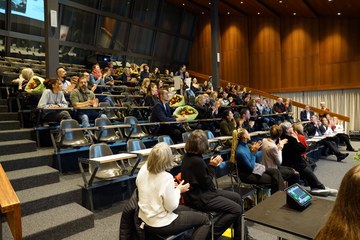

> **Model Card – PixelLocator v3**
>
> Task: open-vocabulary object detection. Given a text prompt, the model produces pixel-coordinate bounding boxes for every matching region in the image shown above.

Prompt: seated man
[306,115,348,162]
[150,89,186,143]
[300,105,314,121]
[70,75,107,129]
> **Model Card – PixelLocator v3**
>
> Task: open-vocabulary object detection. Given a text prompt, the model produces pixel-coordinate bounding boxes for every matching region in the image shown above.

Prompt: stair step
[7,166,59,191]
[0,112,19,121]
[3,203,94,240]
[0,120,20,130]
[0,139,37,155]
[0,128,33,141]
[0,105,7,112]
[17,179,82,216]
[0,98,7,105]
[0,148,53,171]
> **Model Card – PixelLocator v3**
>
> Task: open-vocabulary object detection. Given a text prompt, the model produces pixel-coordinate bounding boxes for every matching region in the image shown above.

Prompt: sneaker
[325,187,338,196]
[310,188,330,197]
[337,153,349,162]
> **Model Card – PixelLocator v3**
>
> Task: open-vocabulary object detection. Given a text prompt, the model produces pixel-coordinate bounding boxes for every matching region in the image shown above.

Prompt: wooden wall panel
[219,16,249,86]
[188,16,212,75]
[248,16,282,91]
[280,17,320,91]
[319,18,360,88]
[189,15,360,92]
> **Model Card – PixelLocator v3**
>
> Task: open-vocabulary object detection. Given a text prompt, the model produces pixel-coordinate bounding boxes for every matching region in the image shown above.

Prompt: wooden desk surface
[245,191,334,239]
[89,153,137,164]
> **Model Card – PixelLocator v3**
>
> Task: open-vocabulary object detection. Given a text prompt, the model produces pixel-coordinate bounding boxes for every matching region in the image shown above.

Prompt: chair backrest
[89,143,122,179]
[94,117,121,143]
[59,119,91,147]
[204,130,217,151]
[182,131,192,143]
[158,135,174,145]
[124,116,147,138]
[99,102,118,120]
[127,139,146,152]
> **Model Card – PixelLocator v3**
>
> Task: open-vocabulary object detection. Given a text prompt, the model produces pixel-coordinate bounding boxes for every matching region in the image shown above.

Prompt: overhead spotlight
[202,11,205,14]
[182,3,185,6]
[257,12,261,15]
[209,2,211,5]
[337,12,341,15]
[240,1,244,4]
[279,0,282,3]
[293,12,296,15]
[227,11,230,15]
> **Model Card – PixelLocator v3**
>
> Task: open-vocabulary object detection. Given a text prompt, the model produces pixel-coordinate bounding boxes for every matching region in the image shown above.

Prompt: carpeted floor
[64,141,360,240]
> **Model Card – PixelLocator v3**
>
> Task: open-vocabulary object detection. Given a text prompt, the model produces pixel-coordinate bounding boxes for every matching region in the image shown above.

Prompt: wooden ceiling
[166,0,360,18]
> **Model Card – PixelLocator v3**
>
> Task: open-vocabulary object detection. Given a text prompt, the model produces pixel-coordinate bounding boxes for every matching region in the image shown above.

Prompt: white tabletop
[89,153,137,164]
[131,148,152,156]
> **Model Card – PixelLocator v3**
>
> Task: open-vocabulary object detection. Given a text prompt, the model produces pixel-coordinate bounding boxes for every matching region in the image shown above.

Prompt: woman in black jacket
[181,130,245,240]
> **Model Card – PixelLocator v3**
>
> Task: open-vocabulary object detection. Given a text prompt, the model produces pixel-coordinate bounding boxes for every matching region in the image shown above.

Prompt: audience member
[56,67,71,93]
[280,122,337,196]
[181,130,246,240]
[37,78,72,123]
[150,90,186,143]
[140,78,151,95]
[238,108,256,132]
[300,105,314,121]
[144,83,159,107]
[137,142,210,239]
[12,68,34,91]
[262,125,300,186]
[139,64,150,82]
[321,117,355,151]
[315,164,360,240]
[220,110,235,136]
[70,75,107,128]
[231,128,285,194]
[307,115,348,162]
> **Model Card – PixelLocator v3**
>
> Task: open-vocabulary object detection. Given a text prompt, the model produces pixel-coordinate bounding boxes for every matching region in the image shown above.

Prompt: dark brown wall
[189,15,360,92]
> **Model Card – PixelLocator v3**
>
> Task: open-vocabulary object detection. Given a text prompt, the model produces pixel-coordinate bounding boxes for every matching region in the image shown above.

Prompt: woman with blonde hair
[136,142,210,239]
[230,128,285,194]
[315,164,360,240]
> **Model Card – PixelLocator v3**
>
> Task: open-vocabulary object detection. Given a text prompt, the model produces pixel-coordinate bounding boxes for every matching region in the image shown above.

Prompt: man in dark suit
[307,115,348,162]
[150,89,187,143]
[300,105,314,121]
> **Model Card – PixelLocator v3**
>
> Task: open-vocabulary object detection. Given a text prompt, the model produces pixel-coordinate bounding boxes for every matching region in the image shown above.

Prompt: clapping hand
[210,155,223,167]
[176,180,190,193]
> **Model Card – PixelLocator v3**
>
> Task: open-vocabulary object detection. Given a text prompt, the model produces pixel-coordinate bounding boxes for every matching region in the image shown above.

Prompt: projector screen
[0,0,44,22]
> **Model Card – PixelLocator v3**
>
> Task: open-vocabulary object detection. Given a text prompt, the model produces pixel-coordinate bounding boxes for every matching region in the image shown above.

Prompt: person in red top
[292,123,308,158]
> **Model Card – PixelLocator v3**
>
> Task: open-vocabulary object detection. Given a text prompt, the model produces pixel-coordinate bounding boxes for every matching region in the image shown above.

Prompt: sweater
[262,138,282,169]
[235,142,262,173]
[37,89,68,108]
[136,163,180,228]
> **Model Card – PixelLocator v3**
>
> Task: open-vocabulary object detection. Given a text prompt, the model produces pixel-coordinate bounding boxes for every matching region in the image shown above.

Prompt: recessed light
[182,3,185,6]
[227,12,230,15]
[240,1,244,4]
[257,12,261,15]
[279,0,282,3]
[337,12,341,15]
[209,2,211,5]
[328,0,332,1]
[293,12,296,15]
[202,12,204,14]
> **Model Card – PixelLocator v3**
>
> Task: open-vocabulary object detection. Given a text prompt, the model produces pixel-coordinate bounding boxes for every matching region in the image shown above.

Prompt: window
[96,17,128,51]
[9,38,45,60]
[70,0,99,8]
[60,5,96,45]
[128,25,153,55]
[159,2,181,31]
[100,0,131,17]
[133,0,159,25]
[10,0,44,35]
[59,45,94,65]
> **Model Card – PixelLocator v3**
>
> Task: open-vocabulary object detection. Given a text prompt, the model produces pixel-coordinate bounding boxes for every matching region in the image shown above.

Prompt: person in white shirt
[262,125,300,186]
[136,142,210,239]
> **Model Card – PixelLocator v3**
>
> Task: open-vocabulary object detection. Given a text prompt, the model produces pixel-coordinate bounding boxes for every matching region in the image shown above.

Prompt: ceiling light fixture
[337,12,341,15]
[257,12,261,15]
[279,0,282,3]
[227,11,230,15]
[293,12,296,15]
[182,3,185,6]
[240,1,244,3]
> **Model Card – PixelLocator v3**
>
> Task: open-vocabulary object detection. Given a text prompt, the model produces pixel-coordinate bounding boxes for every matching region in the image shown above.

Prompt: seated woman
[220,110,235,136]
[262,125,300,186]
[37,78,72,123]
[140,78,150,95]
[280,122,337,196]
[232,128,285,194]
[315,164,360,240]
[190,78,202,95]
[144,83,159,107]
[137,142,210,239]
[181,130,246,240]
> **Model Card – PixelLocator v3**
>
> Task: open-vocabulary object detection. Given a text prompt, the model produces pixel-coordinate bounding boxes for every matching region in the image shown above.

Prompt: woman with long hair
[144,83,159,107]
[137,142,210,239]
[37,78,71,122]
[315,164,360,240]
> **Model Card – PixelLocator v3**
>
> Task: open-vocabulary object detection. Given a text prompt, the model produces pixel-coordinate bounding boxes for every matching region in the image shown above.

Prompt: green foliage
[354,150,360,161]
